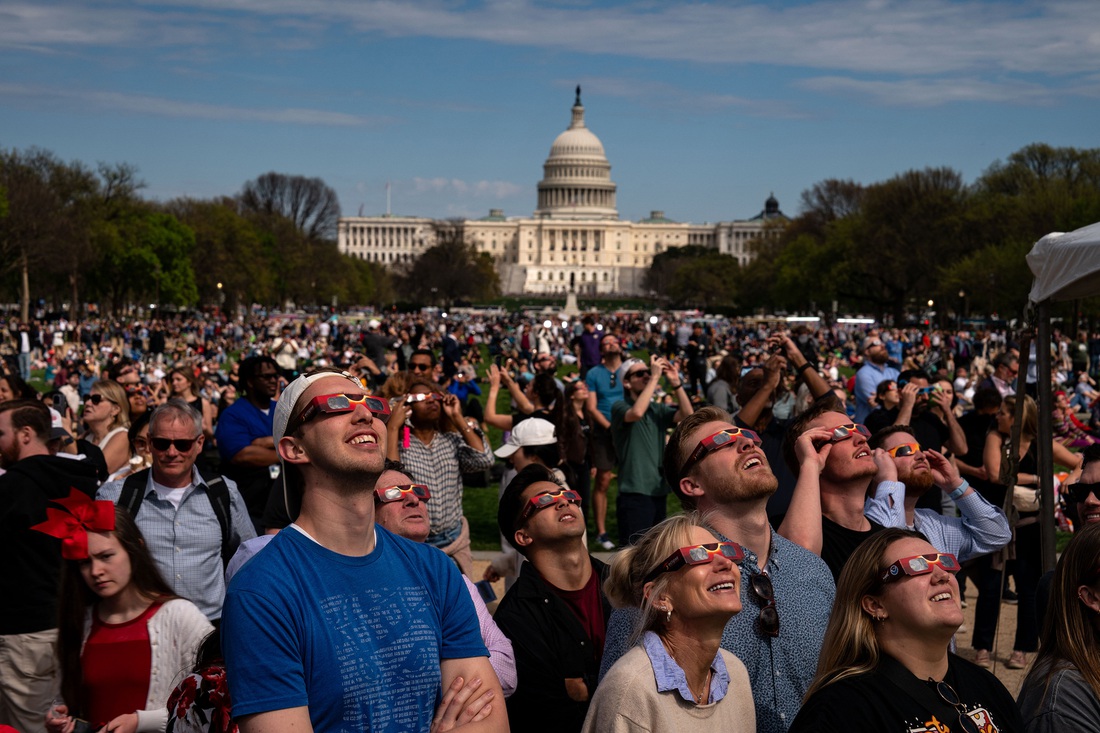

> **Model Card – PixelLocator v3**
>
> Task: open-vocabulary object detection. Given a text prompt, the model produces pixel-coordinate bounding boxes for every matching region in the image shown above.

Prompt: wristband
[948,479,970,501]
[669,383,683,390]
[797,362,814,373]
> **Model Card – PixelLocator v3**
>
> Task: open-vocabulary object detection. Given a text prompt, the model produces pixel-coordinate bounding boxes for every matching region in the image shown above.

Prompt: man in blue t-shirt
[584,333,624,550]
[222,369,507,733]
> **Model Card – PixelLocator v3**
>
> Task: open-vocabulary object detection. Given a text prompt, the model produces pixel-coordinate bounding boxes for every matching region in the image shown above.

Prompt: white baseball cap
[494,418,558,458]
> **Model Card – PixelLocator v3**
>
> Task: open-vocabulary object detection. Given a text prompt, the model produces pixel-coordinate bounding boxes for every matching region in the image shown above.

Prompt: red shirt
[548,569,606,657]
[82,602,162,727]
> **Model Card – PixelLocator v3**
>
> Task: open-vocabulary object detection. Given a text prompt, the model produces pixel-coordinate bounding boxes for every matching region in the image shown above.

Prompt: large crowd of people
[2,308,1100,733]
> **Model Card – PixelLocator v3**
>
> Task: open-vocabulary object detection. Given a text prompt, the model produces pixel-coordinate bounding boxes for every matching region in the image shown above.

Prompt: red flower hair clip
[30,489,116,560]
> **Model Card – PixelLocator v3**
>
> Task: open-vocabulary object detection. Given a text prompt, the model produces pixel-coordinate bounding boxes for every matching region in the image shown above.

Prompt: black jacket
[0,454,100,634]
[494,556,611,733]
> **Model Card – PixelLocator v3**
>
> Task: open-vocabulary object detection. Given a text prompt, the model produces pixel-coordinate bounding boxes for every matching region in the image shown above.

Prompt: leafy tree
[401,227,500,305]
[169,197,274,308]
[90,205,197,313]
[666,253,740,309]
[643,245,712,297]
[0,148,101,321]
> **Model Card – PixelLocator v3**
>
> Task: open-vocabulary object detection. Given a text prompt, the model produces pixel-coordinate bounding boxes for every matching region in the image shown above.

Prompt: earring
[662,607,672,623]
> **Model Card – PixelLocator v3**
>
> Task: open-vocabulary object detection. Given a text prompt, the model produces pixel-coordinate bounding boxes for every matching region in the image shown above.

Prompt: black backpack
[117,468,238,569]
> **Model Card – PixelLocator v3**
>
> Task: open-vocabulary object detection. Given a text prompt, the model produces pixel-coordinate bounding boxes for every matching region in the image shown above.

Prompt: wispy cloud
[0,83,381,126]
[4,0,1099,112]
[797,75,1061,107]
[7,0,1100,78]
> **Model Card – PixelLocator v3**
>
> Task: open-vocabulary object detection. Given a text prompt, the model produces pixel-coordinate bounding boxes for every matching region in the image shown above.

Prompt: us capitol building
[337,88,787,295]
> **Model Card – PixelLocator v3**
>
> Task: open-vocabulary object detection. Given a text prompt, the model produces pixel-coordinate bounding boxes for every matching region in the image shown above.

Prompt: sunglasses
[935,680,981,733]
[815,423,871,448]
[881,552,960,583]
[405,392,442,404]
[610,372,618,388]
[409,362,433,372]
[87,394,115,406]
[297,393,391,428]
[519,488,582,522]
[628,369,651,379]
[679,427,762,479]
[886,442,922,458]
[1067,481,1100,504]
[124,385,148,397]
[750,572,780,637]
[643,542,745,584]
[149,436,201,453]
[374,484,431,503]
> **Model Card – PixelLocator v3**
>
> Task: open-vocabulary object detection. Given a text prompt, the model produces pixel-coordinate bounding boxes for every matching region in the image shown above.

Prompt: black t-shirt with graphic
[791,653,1022,733]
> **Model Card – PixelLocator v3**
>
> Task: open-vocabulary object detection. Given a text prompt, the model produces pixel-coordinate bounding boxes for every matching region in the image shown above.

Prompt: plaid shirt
[398,428,494,537]
[98,467,257,620]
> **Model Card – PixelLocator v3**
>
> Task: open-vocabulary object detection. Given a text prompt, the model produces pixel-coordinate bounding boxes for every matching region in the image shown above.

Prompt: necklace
[660,637,713,705]
[693,669,712,704]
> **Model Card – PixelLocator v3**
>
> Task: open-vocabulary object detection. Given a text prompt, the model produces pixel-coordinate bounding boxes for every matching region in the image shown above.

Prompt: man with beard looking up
[779,400,885,580]
[853,334,898,423]
[584,333,625,550]
[863,425,1010,561]
[599,406,834,733]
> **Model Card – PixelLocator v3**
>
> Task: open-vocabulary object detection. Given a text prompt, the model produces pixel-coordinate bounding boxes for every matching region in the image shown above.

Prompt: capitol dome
[535,86,618,220]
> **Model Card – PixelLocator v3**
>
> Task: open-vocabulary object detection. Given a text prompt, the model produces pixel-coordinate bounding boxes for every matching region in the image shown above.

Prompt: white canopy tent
[1027,222,1100,304]
[1025,220,1100,570]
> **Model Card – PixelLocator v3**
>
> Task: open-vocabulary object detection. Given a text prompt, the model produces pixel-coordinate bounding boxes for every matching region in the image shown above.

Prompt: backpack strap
[198,469,238,570]
[118,468,151,518]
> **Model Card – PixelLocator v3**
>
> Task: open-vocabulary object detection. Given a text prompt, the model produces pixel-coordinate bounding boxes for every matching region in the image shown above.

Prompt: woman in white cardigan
[42,499,211,733]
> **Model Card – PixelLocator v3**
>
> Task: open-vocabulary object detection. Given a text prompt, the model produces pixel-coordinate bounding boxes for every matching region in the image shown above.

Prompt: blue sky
[2,0,1098,225]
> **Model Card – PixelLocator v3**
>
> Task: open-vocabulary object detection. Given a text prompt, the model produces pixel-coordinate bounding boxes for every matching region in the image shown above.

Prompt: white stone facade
[337,89,786,294]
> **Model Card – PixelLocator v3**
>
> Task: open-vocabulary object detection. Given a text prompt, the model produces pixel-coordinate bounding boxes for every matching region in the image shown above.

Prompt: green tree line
[648,143,1100,322]
[0,150,395,320]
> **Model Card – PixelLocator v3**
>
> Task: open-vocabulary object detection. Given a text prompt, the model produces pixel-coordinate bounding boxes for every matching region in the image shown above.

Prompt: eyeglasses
[750,572,781,638]
[934,680,981,733]
[405,392,442,404]
[149,436,201,453]
[1067,481,1100,504]
[519,488,582,522]
[409,362,433,372]
[643,542,745,583]
[815,423,871,448]
[296,393,391,428]
[628,369,651,379]
[886,442,922,458]
[679,427,762,479]
[87,394,115,406]
[374,484,431,503]
[881,552,960,583]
